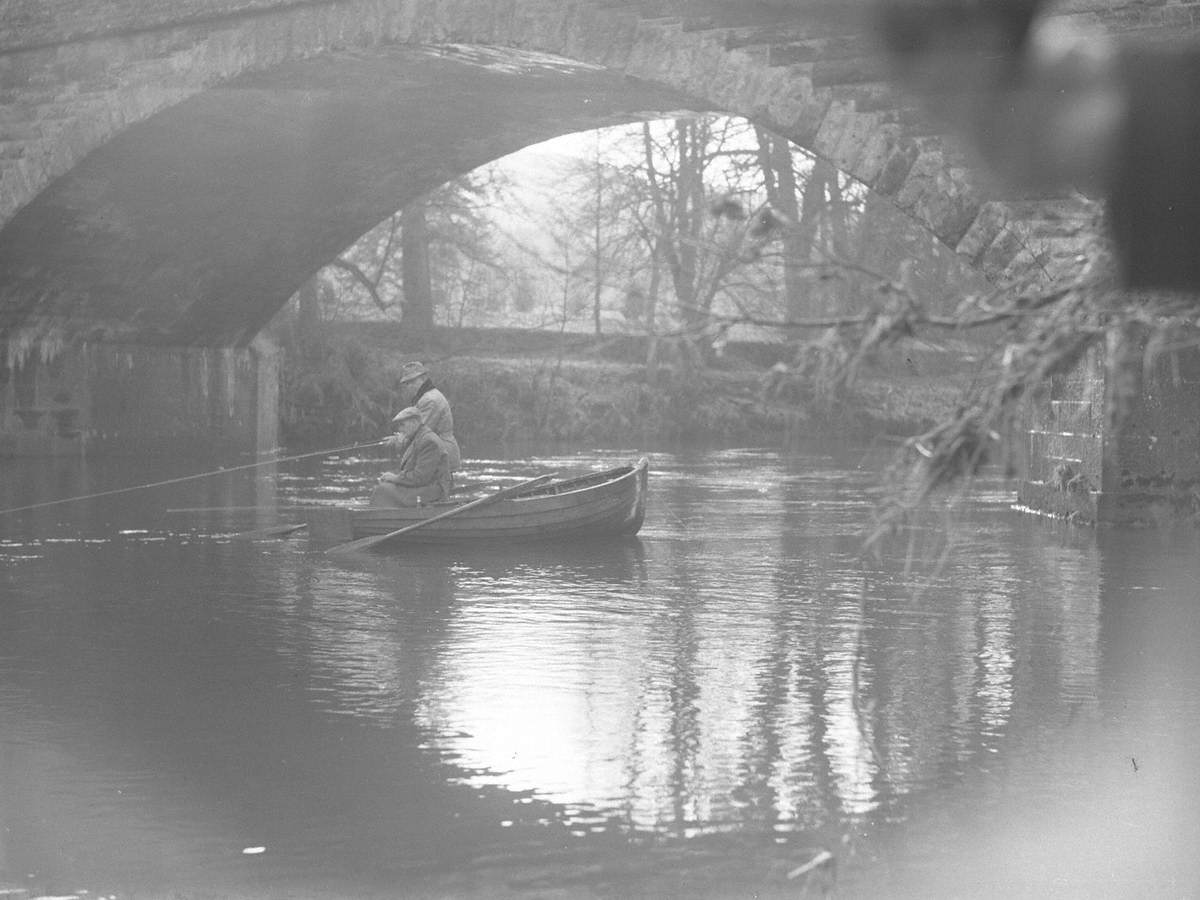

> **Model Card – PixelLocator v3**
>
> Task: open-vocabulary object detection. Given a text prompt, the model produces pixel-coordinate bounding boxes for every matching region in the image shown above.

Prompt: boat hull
[347,458,648,545]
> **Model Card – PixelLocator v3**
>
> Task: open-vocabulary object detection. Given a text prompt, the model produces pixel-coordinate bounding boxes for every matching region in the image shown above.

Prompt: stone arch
[0,0,1187,345]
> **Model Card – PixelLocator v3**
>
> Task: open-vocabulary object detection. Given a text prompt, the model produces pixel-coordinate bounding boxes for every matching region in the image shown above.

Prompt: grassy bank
[280,330,970,450]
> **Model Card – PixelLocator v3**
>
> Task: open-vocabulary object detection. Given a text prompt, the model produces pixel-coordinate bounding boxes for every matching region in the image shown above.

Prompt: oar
[231,522,309,540]
[326,473,554,555]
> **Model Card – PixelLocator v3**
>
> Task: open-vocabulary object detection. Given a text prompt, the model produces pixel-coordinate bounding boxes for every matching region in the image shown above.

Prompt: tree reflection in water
[1,447,1197,897]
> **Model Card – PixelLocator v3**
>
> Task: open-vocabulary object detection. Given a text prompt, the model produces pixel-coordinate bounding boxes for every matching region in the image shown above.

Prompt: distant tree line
[279,114,986,371]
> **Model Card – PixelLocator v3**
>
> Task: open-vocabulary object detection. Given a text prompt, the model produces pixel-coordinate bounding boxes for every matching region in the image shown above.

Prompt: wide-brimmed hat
[391,406,422,424]
[398,361,429,384]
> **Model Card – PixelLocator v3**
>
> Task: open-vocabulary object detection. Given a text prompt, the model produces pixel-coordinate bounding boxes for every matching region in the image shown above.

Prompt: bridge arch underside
[0,0,1129,353]
[0,45,709,348]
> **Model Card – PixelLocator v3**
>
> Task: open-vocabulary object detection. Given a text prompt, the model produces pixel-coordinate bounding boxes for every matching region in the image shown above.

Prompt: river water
[0,443,1198,899]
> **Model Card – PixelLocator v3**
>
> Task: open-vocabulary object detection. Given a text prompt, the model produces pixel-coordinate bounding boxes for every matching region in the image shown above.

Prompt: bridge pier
[1019,332,1200,525]
[0,338,279,458]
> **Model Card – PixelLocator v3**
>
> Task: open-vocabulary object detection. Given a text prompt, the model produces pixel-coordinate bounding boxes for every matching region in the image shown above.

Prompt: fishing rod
[0,438,387,518]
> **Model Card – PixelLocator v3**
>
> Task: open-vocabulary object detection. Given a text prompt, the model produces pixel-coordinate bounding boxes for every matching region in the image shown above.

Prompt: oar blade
[323,530,398,555]
[231,522,309,540]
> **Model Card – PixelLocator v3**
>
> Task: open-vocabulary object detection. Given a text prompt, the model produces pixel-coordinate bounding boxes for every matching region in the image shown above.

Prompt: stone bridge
[0,0,1198,500]
[5,0,1192,348]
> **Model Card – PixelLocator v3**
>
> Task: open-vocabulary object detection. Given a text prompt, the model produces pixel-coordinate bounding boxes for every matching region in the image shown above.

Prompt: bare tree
[327,213,403,317]
[634,118,760,358]
[314,170,509,333]
[755,126,807,321]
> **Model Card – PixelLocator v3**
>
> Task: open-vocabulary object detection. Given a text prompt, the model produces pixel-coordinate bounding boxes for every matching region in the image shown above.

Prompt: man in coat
[370,406,451,507]
[394,361,462,472]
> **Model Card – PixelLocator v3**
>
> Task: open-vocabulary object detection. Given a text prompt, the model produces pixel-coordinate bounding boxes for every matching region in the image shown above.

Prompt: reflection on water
[1,446,1198,897]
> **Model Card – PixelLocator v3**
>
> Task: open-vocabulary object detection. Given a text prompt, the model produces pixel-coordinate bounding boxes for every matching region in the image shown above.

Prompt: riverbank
[279,324,976,449]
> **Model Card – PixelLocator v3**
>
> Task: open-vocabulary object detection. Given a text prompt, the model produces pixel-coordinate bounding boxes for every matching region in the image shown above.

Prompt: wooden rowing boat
[310,458,648,546]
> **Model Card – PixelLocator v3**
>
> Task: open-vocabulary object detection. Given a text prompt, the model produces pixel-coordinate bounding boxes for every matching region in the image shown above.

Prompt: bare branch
[329,257,392,312]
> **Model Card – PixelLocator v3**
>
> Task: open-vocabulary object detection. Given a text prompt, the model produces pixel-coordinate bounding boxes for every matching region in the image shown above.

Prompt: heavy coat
[369,424,450,507]
[412,381,461,471]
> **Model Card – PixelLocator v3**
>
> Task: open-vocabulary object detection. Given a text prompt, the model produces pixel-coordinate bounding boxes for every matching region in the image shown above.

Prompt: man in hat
[370,406,451,507]
[386,361,462,472]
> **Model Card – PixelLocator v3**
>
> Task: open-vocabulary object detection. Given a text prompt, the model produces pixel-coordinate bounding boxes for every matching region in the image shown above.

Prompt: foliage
[490,116,989,359]
[319,170,508,325]
[841,214,1200,545]
[271,112,995,456]
[428,355,791,446]
[279,334,393,444]
[275,322,852,449]
[273,281,395,444]
[278,110,1129,530]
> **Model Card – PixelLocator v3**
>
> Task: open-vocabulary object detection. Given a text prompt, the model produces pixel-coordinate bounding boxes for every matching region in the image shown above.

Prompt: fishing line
[0,439,387,517]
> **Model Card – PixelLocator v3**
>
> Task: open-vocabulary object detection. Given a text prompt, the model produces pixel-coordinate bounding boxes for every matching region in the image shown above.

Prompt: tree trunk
[756,129,808,322]
[645,243,663,385]
[295,275,322,351]
[593,139,604,336]
[791,157,834,316]
[672,120,704,334]
[401,198,434,340]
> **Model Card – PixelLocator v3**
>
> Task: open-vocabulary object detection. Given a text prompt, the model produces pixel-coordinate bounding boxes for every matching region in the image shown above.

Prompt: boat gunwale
[504,460,643,503]
[352,496,642,541]
[347,458,647,540]
[352,458,647,523]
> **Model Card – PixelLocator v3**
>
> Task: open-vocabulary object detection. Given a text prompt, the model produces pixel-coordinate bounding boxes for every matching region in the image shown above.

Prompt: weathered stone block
[871,137,918,197]
[812,100,879,174]
[851,121,901,186]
